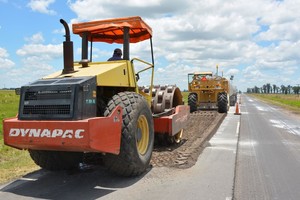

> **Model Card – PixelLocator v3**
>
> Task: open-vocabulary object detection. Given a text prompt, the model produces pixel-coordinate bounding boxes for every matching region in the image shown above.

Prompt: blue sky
[0,0,300,92]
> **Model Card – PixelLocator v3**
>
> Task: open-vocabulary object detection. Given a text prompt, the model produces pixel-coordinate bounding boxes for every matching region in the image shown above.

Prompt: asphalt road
[1,94,299,200]
[0,106,240,200]
[234,94,300,200]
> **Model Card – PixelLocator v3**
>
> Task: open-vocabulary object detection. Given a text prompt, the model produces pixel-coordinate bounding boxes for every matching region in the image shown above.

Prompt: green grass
[250,93,300,114]
[182,91,189,105]
[0,90,39,184]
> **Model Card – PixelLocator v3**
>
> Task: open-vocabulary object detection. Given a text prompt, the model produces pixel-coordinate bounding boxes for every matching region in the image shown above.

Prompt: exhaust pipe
[60,19,74,74]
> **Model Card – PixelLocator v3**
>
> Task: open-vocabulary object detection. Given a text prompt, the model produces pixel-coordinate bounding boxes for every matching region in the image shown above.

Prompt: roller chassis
[3,16,189,176]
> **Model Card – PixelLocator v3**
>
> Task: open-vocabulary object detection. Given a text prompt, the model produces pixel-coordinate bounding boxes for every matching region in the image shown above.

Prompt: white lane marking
[236,121,240,136]
[19,177,37,181]
[269,119,300,136]
[209,121,240,153]
[282,140,300,148]
[239,140,258,147]
[94,186,118,191]
[210,139,238,145]
[241,111,249,114]
[270,119,285,129]
[255,105,268,112]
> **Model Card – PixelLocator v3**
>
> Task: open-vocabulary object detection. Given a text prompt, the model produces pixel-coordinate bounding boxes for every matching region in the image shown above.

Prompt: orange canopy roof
[72,16,152,44]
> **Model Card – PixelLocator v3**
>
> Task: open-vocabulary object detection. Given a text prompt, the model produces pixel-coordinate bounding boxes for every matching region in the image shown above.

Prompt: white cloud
[15,42,62,78]
[16,43,62,57]
[0,58,14,69]
[255,0,300,44]
[0,47,15,69]
[157,68,165,73]
[6,32,64,86]
[225,69,239,77]
[60,0,300,91]
[53,28,65,35]
[20,56,54,76]
[0,47,9,57]
[25,32,45,44]
[27,0,56,15]
[68,0,189,20]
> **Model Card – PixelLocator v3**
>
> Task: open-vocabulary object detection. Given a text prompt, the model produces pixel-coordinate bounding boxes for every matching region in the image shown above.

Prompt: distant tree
[266,83,271,93]
[247,84,300,94]
[281,85,287,94]
[262,84,267,93]
[292,86,300,94]
[273,84,277,93]
[287,85,292,94]
[254,86,260,93]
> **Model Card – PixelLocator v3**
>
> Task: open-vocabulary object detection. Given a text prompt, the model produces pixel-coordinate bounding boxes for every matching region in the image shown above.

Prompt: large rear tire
[217,92,228,113]
[29,150,83,170]
[188,93,197,112]
[103,92,154,176]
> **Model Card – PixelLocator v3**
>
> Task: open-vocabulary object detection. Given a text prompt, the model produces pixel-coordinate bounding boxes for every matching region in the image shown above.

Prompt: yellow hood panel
[43,61,135,87]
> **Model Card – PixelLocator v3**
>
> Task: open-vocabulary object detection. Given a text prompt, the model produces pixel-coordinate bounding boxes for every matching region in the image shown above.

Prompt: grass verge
[249,93,300,114]
[182,91,189,104]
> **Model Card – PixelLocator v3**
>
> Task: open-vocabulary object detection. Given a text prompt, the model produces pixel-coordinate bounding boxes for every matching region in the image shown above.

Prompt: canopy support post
[123,27,130,60]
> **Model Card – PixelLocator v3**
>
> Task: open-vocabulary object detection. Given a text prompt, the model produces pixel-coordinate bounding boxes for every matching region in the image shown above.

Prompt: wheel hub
[136,115,149,155]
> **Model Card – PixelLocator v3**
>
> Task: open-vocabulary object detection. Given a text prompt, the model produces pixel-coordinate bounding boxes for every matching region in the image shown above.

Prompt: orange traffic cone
[234,102,241,115]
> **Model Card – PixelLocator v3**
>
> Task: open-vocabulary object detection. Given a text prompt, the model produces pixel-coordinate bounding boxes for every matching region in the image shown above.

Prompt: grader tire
[103,92,154,176]
[217,92,228,113]
[29,150,83,170]
[188,93,197,113]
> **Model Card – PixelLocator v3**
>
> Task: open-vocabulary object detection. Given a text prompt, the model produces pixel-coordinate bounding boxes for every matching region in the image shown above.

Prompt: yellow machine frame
[188,71,229,110]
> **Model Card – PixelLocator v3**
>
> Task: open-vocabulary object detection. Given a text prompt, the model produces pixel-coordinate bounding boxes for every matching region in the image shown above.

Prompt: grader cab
[188,67,237,113]
[3,16,189,176]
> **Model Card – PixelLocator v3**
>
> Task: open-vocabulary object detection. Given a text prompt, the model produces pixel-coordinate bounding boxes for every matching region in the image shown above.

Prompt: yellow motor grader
[188,67,237,113]
[3,16,189,176]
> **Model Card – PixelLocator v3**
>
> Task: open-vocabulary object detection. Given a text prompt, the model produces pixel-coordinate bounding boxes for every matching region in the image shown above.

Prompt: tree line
[247,84,300,94]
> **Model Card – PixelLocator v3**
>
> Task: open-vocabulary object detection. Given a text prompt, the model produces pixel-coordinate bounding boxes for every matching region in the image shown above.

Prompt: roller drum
[143,85,183,114]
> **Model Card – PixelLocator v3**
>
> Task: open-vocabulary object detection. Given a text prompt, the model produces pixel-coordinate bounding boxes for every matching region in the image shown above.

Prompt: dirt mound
[151,111,225,169]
